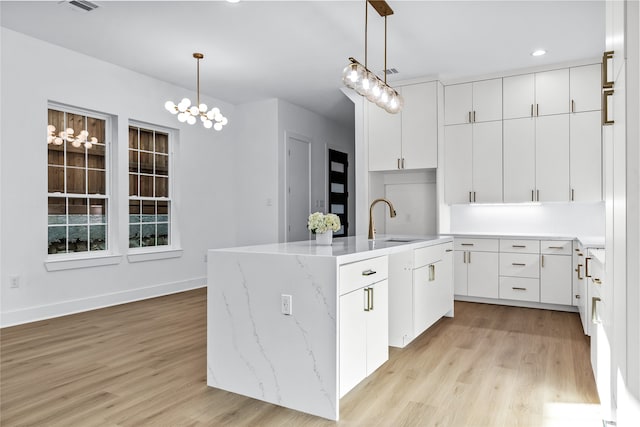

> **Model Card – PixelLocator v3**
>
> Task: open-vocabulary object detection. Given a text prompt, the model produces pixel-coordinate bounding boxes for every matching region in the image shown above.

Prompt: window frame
[127,121,179,258]
[46,103,114,263]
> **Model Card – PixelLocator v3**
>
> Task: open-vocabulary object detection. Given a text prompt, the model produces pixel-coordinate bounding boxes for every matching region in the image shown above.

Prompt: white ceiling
[0,0,605,127]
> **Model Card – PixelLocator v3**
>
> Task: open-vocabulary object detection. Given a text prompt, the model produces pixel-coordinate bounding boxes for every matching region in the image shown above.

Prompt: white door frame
[284,131,311,242]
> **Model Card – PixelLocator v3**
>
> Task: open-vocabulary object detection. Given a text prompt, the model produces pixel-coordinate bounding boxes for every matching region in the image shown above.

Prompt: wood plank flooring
[0,289,600,426]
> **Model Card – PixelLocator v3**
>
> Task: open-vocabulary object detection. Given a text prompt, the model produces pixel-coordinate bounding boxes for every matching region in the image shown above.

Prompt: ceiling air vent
[66,0,99,12]
[383,68,399,75]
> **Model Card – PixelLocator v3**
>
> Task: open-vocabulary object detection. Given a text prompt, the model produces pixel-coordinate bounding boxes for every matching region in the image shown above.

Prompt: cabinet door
[570,111,602,202]
[536,114,570,202]
[467,251,499,298]
[339,288,367,397]
[454,251,468,295]
[413,265,434,336]
[503,118,536,202]
[444,124,473,204]
[540,254,572,305]
[535,69,570,116]
[572,243,588,334]
[503,73,535,120]
[570,64,601,113]
[472,121,503,203]
[444,82,472,125]
[366,280,389,376]
[388,250,414,348]
[368,103,402,171]
[472,78,502,122]
[401,82,437,169]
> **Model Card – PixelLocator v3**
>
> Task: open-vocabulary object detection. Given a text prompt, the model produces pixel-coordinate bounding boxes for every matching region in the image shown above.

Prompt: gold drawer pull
[512,245,526,248]
[512,287,527,291]
[547,246,564,249]
[512,263,526,266]
[362,269,376,276]
[592,296,602,324]
[593,278,602,285]
[460,243,474,246]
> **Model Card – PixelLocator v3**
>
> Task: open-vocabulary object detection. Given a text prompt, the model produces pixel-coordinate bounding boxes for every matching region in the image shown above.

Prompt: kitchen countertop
[211,234,453,264]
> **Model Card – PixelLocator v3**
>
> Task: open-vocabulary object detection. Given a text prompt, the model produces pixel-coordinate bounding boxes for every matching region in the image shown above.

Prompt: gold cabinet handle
[537,189,540,201]
[397,158,401,169]
[585,257,591,277]
[364,288,370,312]
[468,111,472,123]
[541,255,545,268]
[370,287,374,310]
[473,111,476,123]
[576,263,583,280]
[530,104,534,117]
[571,188,575,201]
[602,51,614,89]
[603,89,615,125]
[362,269,377,276]
[468,251,471,263]
[547,246,564,249]
[429,264,435,281]
[445,249,453,252]
[512,287,527,291]
[531,190,535,202]
[401,158,405,169]
[571,99,575,113]
[576,294,581,299]
[461,243,474,246]
[473,191,476,202]
[512,245,526,248]
[592,296,602,324]
[536,104,539,116]
[512,263,526,266]
[469,191,472,203]
[463,251,467,264]
[593,278,602,285]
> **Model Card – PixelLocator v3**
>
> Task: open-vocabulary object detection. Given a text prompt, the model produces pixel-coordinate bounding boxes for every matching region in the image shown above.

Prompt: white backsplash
[449,202,605,237]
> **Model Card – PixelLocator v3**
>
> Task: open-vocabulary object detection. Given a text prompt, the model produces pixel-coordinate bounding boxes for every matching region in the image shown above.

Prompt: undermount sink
[381,238,418,243]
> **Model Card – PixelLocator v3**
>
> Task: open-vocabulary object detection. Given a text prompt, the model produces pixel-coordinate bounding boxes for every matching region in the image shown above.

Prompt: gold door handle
[362,269,377,276]
[530,104,534,117]
[571,99,575,113]
[536,104,539,116]
[547,246,564,249]
[536,189,540,201]
[541,255,545,268]
[571,188,575,201]
[397,158,401,169]
[603,89,615,125]
[461,243,474,246]
[468,111,472,123]
[429,264,435,281]
[473,111,476,123]
[370,287,374,310]
[473,191,476,202]
[592,296,602,324]
[469,191,472,203]
[364,288,370,312]
[463,251,467,264]
[512,245,526,248]
[512,287,527,291]
[594,278,602,285]
[602,51,614,89]
[576,264,583,280]
[468,251,471,263]
[401,158,405,169]
[575,294,581,299]
[531,190,535,202]
[512,263,526,266]
[585,257,591,277]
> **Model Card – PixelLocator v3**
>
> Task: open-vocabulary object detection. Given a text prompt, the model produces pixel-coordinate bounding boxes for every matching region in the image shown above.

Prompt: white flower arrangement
[307,212,341,234]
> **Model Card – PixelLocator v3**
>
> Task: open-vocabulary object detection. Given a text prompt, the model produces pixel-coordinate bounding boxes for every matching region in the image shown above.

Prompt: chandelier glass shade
[47,125,97,149]
[165,53,228,131]
[342,0,403,114]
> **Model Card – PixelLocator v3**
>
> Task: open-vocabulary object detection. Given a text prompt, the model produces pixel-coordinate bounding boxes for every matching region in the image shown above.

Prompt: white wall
[0,28,237,326]
[449,202,605,238]
[276,99,355,242]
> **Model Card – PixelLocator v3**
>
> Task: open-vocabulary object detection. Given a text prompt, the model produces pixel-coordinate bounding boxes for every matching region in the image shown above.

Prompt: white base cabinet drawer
[339,256,388,295]
[499,253,540,278]
[499,277,540,302]
[414,243,447,269]
[454,238,499,252]
[500,239,540,254]
[541,240,572,255]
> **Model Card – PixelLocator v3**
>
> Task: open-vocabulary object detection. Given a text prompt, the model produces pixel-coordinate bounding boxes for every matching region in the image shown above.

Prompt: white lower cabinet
[339,258,389,398]
[389,242,453,348]
[454,238,499,298]
[540,254,573,305]
[573,240,589,335]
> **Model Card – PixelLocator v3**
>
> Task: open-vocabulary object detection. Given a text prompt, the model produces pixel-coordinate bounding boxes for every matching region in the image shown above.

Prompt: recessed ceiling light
[531,49,547,57]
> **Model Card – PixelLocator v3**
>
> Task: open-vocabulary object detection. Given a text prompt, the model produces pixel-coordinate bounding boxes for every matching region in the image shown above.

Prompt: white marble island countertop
[211,234,453,264]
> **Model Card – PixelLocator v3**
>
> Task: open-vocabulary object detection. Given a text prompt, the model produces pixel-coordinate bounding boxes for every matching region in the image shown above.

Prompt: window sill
[45,254,123,272]
[127,248,183,263]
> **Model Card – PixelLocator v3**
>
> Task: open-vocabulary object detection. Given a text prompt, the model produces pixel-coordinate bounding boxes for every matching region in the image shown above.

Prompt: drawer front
[339,256,388,295]
[540,240,572,255]
[414,242,453,268]
[500,253,540,278]
[499,239,540,254]
[454,238,499,252]
[499,277,540,302]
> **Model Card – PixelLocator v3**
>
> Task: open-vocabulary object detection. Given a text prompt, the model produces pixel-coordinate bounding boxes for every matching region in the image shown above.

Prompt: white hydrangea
[307,212,341,234]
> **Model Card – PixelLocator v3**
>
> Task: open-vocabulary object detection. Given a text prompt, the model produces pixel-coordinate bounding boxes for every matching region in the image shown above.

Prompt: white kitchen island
[207,235,453,421]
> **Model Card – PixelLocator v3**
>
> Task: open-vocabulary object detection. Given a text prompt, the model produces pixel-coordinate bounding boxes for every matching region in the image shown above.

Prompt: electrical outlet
[9,275,19,288]
[281,294,292,315]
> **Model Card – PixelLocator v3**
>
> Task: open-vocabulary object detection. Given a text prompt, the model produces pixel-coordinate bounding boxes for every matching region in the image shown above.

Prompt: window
[128,124,171,249]
[47,107,109,255]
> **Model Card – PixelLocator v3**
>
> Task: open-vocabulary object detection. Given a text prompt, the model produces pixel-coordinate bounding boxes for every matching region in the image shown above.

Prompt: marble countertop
[446,232,605,249]
[210,235,453,264]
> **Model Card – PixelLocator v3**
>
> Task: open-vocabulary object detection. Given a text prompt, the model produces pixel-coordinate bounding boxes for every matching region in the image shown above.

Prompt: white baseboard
[0,277,206,328]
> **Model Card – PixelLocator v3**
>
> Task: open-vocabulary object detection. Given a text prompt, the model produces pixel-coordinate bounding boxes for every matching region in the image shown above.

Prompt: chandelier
[342,0,403,114]
[47,125,97,149]
[165,53,228,131]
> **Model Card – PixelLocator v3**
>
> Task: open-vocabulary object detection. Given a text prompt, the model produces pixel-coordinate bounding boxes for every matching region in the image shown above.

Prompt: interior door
[286,135,310,242]
[328,149,348,237]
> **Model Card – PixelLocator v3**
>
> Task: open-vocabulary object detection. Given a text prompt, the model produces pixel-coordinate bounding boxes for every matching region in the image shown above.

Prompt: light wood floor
[1,289,600,426]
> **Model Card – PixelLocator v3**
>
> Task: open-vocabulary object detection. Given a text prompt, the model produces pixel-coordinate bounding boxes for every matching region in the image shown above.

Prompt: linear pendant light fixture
[165,53,228,131]
[342,0,403,114]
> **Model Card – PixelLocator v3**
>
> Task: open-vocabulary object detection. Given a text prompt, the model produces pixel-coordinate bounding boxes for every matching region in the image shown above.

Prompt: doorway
[285,134,311,242]
[328,149,349,237]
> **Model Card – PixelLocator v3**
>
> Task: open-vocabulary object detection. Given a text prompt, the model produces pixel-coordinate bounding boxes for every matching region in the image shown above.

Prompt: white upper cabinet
[368,102,402,171]
[472,121,503,203]
[503,118,536,203]
[570,111,603,201]
[444,124,473,204]
[472,79,503,123]
[570,64,602,113]
[503,73,535,119]
[444,79,502,125]
[535,69,570,116]
[536,114,570,202]
[444,83,472,125]
[503,69,570,118]
[401,82,438,169]
[368,81,437,171]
